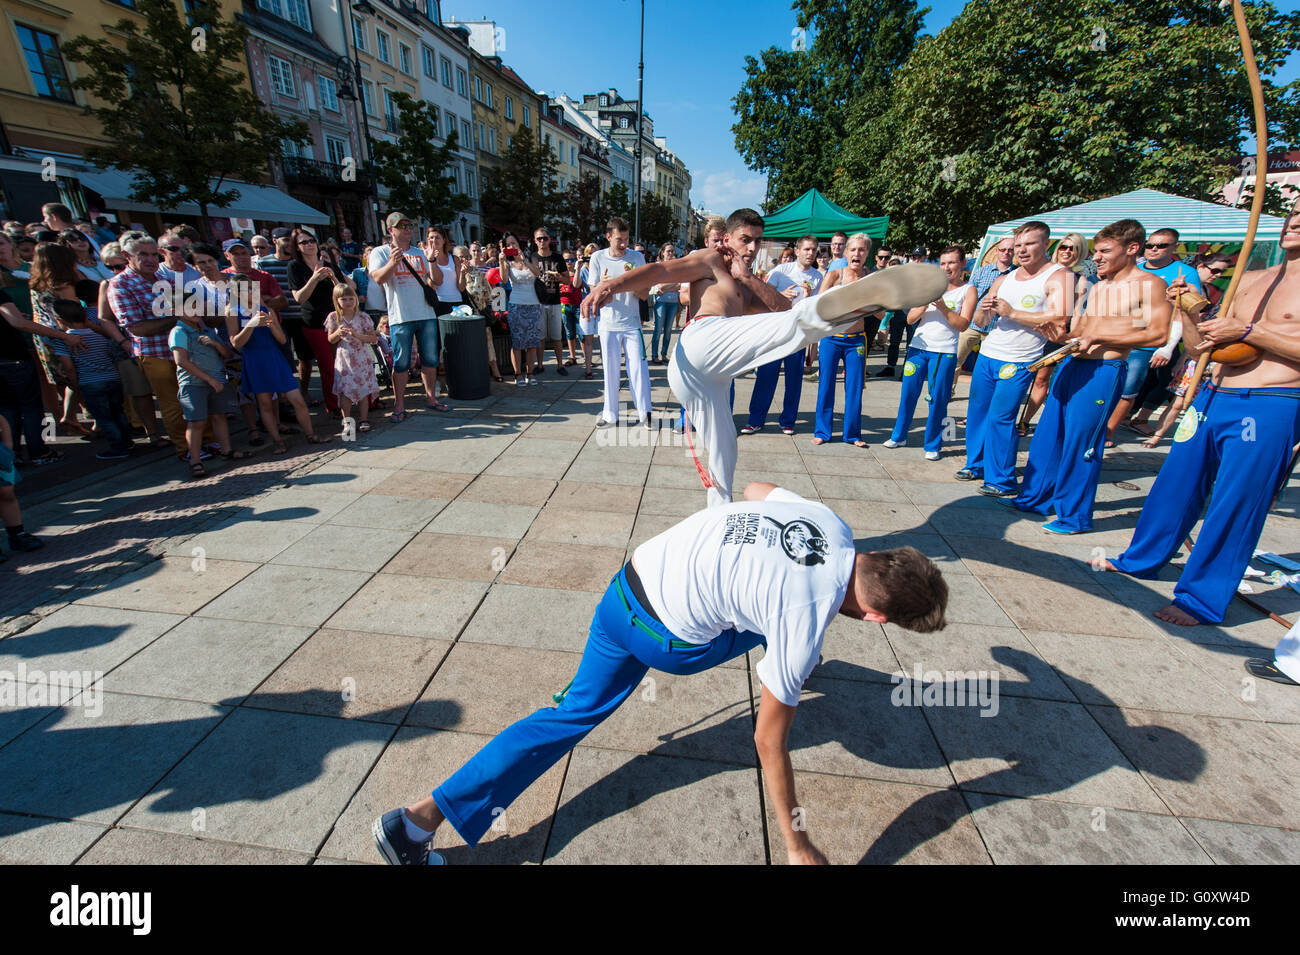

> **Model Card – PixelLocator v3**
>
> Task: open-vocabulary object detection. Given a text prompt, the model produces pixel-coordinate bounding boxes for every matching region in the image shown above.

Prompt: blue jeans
[562,304,580,343]
[651,301,678,360]
[1121,347,1156,399]
[814,334,865,442]
[390,318,440,373]
[890,348,956,452]
[0,359,48,457]
[748,351,803,430]
[79,378,132,453]
[432,566,767,846]
[964,353,1035,490]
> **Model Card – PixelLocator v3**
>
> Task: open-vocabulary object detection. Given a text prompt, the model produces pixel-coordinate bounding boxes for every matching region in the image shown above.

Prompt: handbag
[396,250,440,308]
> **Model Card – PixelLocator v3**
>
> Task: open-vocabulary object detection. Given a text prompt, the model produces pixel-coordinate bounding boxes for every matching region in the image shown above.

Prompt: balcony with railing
[281,156,371,190]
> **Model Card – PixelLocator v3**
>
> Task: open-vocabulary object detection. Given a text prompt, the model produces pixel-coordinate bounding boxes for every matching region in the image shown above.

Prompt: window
[456,67,467,97]
[16,25,74,102]
[421,45,435,78]
[281,137,305,159]
[570,145,576,165]
[484,85,493,109]
[472,75,482,101]
[362,80,376,116]
[326,137,347,166]
[440,57,452,88]
[376,30,391,65]
[466,170,476,198]
[351,16,367,52]
[266,54,296,97]
[599,94,608,106]
[558,176,565,190]
[450,166,461,191]
[257,0,310,30]
[505,96,513,121]
[399,44,412,75]
[475,122,484,148]
[522,105,530,128]
[618,116,629,129]
[462,119,472,149]
[544,133,551,147]
[446,112,457,140]
[488,128,496,154]
[383,88,398,129]
[317,76,338,112]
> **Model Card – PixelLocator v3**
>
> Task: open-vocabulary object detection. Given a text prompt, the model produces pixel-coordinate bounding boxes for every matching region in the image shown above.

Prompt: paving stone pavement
[1,357,1297,865]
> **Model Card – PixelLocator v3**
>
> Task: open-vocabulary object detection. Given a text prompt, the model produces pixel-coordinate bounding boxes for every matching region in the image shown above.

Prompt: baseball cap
[271,227,293,239]
[222,238,250,253]
[385,212,413,229]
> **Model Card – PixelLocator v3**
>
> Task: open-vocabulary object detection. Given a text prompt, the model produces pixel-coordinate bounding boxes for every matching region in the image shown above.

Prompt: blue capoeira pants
[747,351,803,431]
[963,353,1036,490]
[432,566,767,846]
[1013,357,1125,532]
[1111,385,1300,623]
[890,347,957,453]
[814,333,866,442]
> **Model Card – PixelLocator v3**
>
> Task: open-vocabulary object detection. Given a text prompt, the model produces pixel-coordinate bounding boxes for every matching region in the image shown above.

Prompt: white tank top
[433,256,460,302]
[912,282,970,354]
[507,263,539,305]
[981,264,1062,364]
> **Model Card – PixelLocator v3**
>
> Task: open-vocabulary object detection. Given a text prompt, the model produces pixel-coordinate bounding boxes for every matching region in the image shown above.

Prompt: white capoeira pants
[1275,619,1300,683]
[669,295,846,508]
[600,328,651,423]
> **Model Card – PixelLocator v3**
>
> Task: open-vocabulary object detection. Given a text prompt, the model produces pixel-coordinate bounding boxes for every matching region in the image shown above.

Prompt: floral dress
[325,310,378,403]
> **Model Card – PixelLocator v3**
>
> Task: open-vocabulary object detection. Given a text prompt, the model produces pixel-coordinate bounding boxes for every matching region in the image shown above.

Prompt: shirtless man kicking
[1103,208,1300,627]
[1012,219,1170,534]
[582,209,944,507]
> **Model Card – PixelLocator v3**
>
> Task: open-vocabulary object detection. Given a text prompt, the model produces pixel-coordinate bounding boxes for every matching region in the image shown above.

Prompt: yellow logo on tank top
[998,363,1017,380]
[1173,412,1198,443]
[1020,294,1041,309]
[903,360,916,377]
[624,262,634,272]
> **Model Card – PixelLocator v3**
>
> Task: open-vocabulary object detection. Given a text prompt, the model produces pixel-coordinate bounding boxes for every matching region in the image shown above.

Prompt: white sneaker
[882,439,903,449]
[925,451,941,461]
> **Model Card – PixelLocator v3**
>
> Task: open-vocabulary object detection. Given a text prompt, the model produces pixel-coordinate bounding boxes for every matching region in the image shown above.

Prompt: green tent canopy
[761,189,889,241]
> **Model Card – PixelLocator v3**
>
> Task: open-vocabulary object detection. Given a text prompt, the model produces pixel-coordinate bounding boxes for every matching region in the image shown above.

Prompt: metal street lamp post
[339,0,383,241]
[633,0,644,245]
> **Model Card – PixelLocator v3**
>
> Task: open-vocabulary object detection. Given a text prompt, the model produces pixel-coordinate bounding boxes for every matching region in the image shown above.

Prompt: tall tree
[557,173,604,246]
[479,126,558,237]
[63,0,310,238]
[595,181,632,228]
[370,93,470,227]
[834,0,1300,251]
[732,0,927,209]
[637,191,679,248]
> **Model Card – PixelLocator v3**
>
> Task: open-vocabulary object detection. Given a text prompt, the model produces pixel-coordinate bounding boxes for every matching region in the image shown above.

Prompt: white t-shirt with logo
[368,245,435,326]
[766,262,823,301]
[588,248,645,332]
[912,283,971,354]
[633,488,856,707]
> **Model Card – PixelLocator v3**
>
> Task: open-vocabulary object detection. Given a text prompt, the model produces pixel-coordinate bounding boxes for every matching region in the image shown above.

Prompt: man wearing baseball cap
[256,228,309,384]
[368,212,441,421]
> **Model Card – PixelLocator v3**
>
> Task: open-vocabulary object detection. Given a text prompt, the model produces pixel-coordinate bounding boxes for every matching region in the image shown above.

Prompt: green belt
[615,574,696,649]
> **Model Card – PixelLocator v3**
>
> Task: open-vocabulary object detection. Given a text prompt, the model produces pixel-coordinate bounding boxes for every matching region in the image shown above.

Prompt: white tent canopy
[976,188,1287,266]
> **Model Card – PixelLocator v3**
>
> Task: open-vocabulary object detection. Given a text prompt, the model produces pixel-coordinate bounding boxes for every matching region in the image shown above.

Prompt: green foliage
[370,93,470,227]
[732,0,927,209]
[63,0,309,233]
[597,181,632,227]
[832,0,1300,251]
[558,173,604,246]
[636,191,679,247]
[480,126,558,237]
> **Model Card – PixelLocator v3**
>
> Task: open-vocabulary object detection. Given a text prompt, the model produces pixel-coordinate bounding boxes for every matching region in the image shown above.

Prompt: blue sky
[443,0,1299,216]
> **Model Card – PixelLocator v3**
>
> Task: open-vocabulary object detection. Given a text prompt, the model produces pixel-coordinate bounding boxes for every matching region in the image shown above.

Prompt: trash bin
[440,313,490,400]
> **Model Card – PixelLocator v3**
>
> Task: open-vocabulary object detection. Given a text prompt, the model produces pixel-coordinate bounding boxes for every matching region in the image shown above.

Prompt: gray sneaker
[373,808,446,866]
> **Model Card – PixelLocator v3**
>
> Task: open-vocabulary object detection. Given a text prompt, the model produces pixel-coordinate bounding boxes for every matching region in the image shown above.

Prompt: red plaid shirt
[109,267,172,359]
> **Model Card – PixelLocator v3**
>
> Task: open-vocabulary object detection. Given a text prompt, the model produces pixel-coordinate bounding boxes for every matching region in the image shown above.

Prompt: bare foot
[1142,436,1161,448]
[1092,557,1119,572]
[852,440,868,447]
[810,437,825,446]
[1154,604,1200,626]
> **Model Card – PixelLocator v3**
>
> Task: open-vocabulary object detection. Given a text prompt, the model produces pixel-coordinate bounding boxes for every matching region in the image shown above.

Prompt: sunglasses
[108,262,127,271]
[297,237,317,244]
[160,245,183,252]
[875,253,889,259]
[1058,245,1075,251]
[1145,242,1172,249]
[1207,266,1227,276]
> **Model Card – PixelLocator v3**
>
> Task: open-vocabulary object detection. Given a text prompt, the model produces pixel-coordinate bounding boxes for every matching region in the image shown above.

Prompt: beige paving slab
[368,470,473,500]
[799,448,889,478]
[457,474,557,507]
[980,576,1156,638]
[107,617,313,704]
[121,707,393,853]
[524,421,597,441]
[481,454,574,480]
[886,624,1074,701]
[627,512,681,554]
[424,500,540,540]
[320,726,569,865]
[382,532,516,581]
[1170,640,1300,724]
[635,486,704,519]
[523,506,636,549]
[810,617,897,684]
[548,480,644,512]
[326,495,447,532]
[331,447,427,470]
[163,517,318,563]
[288,464,397,493]
[1088,705,1300,829]
[198,564,370,628]
[408,643,581,734]
[765,774,990,865]
[1180,817,1300,864]
[252,629,451,723]
[810,473,911,503]
[0,814,107,864]
[0,605,185,689]
[497,541,626,593]
[75,556,258,615]
[963,793,1211,864]
[1023,630,1255,718]
[820,498,930,535]
[933,574,1016,628]
[546,748,765,864]
[78,827,312,864]
[233,487,363,524]
[324,575,489,640]
[460,584,602,654]
[0,692,227,823]
[925,696,1168,813]
[645,465,706,490]
[946,535,1100,585]
[733,469,821,498]
[272,523,415,572]
[563,458,651,487]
